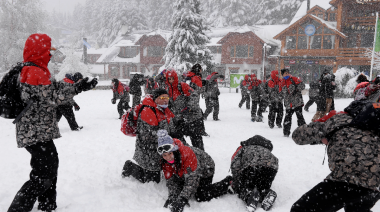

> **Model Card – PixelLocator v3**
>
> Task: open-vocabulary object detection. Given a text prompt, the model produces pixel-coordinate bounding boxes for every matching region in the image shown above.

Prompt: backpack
[121,104,157,137]
[0,62,39,120]
[121,82,130,93]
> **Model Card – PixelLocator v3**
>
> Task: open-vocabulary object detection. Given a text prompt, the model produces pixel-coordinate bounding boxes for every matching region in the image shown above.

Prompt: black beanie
[280,69,289,75]
[73,72,84,83]
[152,88,168,100]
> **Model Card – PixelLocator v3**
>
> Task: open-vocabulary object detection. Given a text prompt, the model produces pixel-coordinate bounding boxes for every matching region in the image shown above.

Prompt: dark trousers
[304,97,317,110]
[56,105,79,130]
[291,180,380,212]
[179,118,205,150]
[283,106,306,136]
[235,166,277,202]
[122,160,160,184]
[251,101,261,118]
[204,98,219,120]
[259,100,269,114]
[268,102,283,128]
[117,98,130,117]
[194,175,231,202]
[8,141,59,212]
[132,95,141,107]
[239,93,250,109]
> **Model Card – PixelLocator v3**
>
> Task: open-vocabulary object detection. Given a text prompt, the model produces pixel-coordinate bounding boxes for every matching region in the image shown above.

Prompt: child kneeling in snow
[230,135,279,212]
[157,130,232,212]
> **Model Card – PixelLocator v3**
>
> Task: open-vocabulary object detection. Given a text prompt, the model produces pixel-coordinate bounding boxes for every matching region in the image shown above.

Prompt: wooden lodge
[274,0,380,82]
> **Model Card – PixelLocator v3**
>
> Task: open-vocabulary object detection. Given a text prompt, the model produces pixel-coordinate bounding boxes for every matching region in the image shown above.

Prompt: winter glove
[73,103,80,111]
[111,99,116,104]
[170,197,189,212]
[75,77,98,93]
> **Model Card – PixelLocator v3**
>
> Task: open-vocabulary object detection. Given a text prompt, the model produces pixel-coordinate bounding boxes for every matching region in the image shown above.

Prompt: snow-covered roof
[87,48,108,55]
[311,15,346,37]
[96,46,120,63]
[290,0,332,26]
[145,29,172,41]
[89,65,106,75]
[207,37,223,46]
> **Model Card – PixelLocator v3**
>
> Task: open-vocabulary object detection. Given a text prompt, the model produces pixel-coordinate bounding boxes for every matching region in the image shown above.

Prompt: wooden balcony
[338,48,370,59]
[346,16,376,25]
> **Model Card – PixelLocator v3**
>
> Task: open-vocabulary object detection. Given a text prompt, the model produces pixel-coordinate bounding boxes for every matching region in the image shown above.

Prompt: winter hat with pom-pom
[157,130,178,155]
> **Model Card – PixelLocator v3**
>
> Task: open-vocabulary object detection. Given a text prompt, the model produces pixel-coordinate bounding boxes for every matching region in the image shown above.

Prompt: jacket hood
[142,95,158,108]
[23,34,52,74]
[271,70,279,81]
[164,69,179,87]
[244,75,249,81]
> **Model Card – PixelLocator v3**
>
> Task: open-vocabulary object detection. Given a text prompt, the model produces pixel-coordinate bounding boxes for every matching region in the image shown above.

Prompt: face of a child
[168,77,175,84]
[155,94,169,105]
[282,72,290,77]
[162,152,174,162]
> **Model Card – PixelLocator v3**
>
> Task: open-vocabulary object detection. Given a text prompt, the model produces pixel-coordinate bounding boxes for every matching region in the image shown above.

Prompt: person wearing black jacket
[304,81,319,112]
[129,74,145,107]
[203,72,223,121]
[320,69,336,116]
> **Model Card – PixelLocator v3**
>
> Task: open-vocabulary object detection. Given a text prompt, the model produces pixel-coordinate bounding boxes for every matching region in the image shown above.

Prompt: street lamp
[262,43,271,80]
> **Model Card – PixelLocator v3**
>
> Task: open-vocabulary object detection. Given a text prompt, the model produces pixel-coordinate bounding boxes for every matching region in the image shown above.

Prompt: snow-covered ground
[1,88,379,212]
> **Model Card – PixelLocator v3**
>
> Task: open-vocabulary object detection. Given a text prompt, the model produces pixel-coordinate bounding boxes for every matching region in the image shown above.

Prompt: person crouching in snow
[57,72,84,131]
[230,135,278,212]
[158,130,232,212]
[111,78,130,119]
[248,74,263,122]
[121,89,175,183]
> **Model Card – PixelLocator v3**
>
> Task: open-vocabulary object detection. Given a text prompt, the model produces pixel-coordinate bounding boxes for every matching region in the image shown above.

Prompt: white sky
[42,0,87,14]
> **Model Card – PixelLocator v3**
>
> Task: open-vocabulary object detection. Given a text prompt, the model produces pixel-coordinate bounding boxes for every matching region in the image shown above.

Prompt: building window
[143,47,147,56]
[286,36,296,49]
[141,66,146,73]
[123,47,138,58]
[230,45,254,58]
[361,33,374,48]
[323,35,335,49]
[329,13,336,21]
[110,66,119,78]
[298,36,308,49]
[347,34,358,48]
[148,46,163,57]
[310,35,322,49]
[208,46,220,54]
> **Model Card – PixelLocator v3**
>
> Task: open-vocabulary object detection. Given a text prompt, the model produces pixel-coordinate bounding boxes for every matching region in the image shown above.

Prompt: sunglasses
[158,96,170,100]
[157,144,175,155]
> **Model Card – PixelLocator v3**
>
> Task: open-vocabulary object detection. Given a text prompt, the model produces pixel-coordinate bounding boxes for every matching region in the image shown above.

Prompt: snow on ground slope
[0,88,379,212]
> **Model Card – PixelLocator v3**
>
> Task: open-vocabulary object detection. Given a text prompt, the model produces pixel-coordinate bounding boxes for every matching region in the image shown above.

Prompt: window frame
[230,45,255,58]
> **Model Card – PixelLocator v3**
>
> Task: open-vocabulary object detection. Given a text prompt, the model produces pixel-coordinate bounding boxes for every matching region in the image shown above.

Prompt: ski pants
[239,93,250,109]
[283,106,306,136]
[122,160,161,184]
[235,166,277,202]
[180,118,206,151]
[304,96,317,111]
[132,95,141,107]
[117,97,130,117]
[268,102,283,128]
[259,100,269,114]
[204,97,219,120]
[8,141,59,212]
[194,175,231,202]
[251,101,261,118]
[291,180,380,212]
[56,104,79,130]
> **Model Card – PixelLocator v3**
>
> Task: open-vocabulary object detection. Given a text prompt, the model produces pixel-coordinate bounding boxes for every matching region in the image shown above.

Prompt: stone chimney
[307,0,310,12]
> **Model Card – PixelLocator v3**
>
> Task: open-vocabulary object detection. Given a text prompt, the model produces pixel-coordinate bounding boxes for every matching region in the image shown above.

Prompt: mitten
[73,103,80,111]
[170,197,188,212]
[111,99,116,104]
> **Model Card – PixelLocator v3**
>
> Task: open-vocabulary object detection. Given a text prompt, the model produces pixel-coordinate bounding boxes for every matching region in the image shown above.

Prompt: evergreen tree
[0,0,46,72]
[254,0,303,25]
[163,0,212,73]
[224,0,252,26]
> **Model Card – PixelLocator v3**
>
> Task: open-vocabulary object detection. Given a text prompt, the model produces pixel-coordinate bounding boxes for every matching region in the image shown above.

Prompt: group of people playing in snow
[4,32,380,212]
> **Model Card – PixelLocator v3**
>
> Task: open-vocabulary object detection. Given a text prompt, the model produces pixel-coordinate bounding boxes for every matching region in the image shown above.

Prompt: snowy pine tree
[163,0,212,73]
[254,0,303,25]
[224,0,252,26]
[55,48,91,81]
[0,0,46,72]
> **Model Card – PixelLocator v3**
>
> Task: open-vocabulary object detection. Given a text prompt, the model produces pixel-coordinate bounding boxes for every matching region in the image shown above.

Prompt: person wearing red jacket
[267,70,284,129]
[111,78,130,119]
[280,69,306,137]
[122,89,176,183]
[57,73,83,131]
[248,74,264,122]
[8,34,97,212]
[157,130,232,212]
[239,75,251,109]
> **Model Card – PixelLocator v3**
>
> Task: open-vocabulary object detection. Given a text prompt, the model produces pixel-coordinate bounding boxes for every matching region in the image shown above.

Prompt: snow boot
[261,189,277,211]
[121,160,134,178]
[256,116,263,122]
[277,124,282,128]
[72,126,83,131]
[246,188,261,212]
[251,117,256,122]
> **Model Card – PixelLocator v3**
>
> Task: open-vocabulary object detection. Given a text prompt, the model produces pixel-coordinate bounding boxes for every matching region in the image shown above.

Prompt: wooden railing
[346,17,375,25]
[338,48,370,58]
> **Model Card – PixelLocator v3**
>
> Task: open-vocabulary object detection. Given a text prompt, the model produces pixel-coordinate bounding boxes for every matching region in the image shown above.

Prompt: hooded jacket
[204,72,220,99]
[16,34,77,148]
[240,75,250,95]
[133,95,176,171]
[293,113,380,191]
[248,74,262,101]
[267,70,283,103]
[165,70,203,123]
[162,139,215,200]
[280,75,305,109]
[112,80,130,103]
[62,77,78,107]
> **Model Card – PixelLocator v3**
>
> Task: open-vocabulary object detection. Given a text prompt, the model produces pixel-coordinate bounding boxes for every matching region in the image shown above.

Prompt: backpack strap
[178,83,184,96]
[136,105,158,122]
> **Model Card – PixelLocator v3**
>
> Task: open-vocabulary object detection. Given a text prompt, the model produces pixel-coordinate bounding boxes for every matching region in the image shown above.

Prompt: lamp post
[262,43,271,80]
